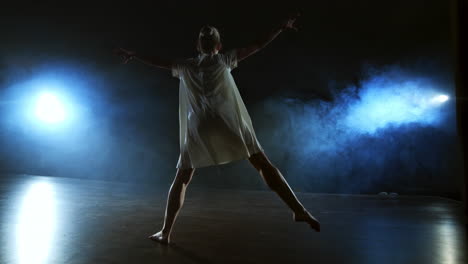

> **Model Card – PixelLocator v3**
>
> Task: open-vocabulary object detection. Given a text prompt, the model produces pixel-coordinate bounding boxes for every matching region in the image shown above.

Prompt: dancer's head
[197,25,222,54]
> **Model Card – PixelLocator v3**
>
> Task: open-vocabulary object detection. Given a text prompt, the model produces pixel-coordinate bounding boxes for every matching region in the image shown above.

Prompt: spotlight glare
[432,94,449,104]
[35,92,66,123]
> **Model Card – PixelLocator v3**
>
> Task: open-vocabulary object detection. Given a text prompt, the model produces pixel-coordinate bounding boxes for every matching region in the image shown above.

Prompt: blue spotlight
[431,94,449,104]
[343,77,451,134]
[34,92,66,123]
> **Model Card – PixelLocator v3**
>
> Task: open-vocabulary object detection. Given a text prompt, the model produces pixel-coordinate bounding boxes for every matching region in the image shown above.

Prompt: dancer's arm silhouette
[236,13,300,62]
[113,47,172,70]
[114,13,300,67]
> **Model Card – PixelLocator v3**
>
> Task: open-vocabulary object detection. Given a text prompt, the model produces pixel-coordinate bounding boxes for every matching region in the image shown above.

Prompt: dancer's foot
[148,231,170,245]
[294,210,320,232]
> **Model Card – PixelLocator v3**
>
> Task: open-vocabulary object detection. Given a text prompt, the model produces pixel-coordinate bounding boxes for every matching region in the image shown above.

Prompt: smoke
[0,57,179,182]
[344,67,451,134]
[252,64,459,195]
[0,56,462,197]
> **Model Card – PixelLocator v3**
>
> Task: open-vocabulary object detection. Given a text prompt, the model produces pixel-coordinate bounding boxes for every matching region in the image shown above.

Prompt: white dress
[172,50,264,169]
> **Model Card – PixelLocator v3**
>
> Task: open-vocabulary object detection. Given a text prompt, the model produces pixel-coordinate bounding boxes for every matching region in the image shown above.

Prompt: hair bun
[197,25,221,53]
[200,25,215,37]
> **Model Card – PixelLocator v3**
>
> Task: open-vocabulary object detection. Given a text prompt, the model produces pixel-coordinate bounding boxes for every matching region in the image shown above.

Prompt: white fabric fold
[172,50,263,169]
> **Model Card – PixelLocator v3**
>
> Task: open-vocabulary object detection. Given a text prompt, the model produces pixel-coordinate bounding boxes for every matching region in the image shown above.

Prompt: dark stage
[0,174,466,264]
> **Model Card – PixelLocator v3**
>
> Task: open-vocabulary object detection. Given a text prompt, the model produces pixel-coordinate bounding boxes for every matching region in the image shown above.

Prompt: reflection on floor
[0,175,466,264]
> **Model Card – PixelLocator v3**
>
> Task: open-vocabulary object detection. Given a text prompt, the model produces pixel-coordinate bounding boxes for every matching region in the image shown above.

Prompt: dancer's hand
[113,47,136,64]
[281,13,300,32]
[236,12,301,62]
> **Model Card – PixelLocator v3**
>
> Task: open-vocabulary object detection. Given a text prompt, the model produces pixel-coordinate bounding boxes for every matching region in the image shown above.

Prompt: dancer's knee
[248,152,282,190]
[248,151,271,171]
[175,168,195,185]
[254,161,280,190]
[263,166,282,190]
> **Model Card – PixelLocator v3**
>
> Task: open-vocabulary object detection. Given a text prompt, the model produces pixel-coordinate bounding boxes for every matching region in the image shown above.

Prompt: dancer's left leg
[149,167,196,244]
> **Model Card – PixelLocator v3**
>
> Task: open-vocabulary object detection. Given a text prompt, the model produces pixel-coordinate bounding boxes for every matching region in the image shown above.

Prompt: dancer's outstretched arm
[114,47,172,70]
[236,13,300,62]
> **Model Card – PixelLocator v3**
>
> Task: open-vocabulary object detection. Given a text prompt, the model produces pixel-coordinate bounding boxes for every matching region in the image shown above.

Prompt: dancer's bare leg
[149,167,196,244]
[248,151,320,231]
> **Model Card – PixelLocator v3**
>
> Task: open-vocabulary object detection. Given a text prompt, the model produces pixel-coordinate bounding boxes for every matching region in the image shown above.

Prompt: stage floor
[0,175,466,264]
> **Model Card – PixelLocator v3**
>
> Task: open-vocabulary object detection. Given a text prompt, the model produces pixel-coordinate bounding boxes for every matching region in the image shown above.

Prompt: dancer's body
[115,14,320,245]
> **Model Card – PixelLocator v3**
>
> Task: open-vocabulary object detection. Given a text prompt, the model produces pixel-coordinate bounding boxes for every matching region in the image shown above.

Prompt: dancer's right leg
[149,167,195,244]
[248,151,320,232]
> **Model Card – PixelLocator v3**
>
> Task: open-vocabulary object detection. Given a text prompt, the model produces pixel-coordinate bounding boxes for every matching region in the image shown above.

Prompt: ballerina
[115,13,320,245]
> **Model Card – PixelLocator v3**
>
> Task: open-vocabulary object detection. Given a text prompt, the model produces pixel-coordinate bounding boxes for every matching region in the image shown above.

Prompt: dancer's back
[172,50,264,169]
[171,51,238,112]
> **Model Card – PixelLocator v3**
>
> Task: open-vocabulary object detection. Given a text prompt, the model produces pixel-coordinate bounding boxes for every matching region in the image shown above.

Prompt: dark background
[0,0,462,198]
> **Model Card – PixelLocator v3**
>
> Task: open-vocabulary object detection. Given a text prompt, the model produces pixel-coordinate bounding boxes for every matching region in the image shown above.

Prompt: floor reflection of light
[15,181,56,264]
[437,220,456,264]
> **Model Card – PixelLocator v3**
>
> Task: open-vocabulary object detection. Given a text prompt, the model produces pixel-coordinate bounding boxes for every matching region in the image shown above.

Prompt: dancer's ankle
[294,207,307,216]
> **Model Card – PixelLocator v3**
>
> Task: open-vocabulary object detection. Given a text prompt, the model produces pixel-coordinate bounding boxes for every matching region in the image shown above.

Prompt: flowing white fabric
[172,50,264,169]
